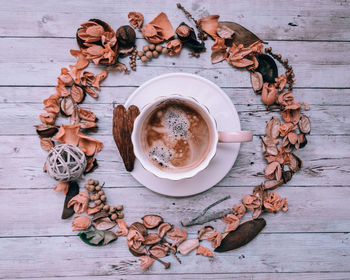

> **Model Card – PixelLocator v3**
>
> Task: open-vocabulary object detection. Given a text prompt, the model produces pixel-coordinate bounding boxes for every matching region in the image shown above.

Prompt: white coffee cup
[131,95,252,180]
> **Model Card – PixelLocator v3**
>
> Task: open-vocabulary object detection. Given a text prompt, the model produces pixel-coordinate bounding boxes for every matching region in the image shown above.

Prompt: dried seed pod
[92,211,109,221]
[152,50,159,58]
[100,195,106,201]
[162,47,168,54]
[116,25,136,48]
[218,21,261,47]
[175,22,205,53]
[103,205,110,211]
[95,185,102,191]
[98,190,104,196]
[85,184,95,192]
[215,218,266,252]
[116,205,123,211]
[299,115,311,134]
[111,213,118,221]
[109,206,117,214]
[117,212,124,219]
[156,45,163,52]
[255,54,278,83]
[35,124,59,138]
[282,170,293,183]
[94,199,102,206]
[149,244,169,258]
[130,222,148,236]
[198,226,215,240]
[265,161,282,181]
[288,153,303,173]
[142,215,163,229]
[94,217,116,231]
[137,51,144,57]
[263,179,283,190]
[250,71,263,92]
[158,222,172,238]
[144,233,162,245]
[141,56,148,62]
[145,51,153,58]
[149,44,156,50]
[142,45,149,52]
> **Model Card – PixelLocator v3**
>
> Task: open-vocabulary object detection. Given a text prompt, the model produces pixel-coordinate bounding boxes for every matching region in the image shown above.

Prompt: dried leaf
[35,124,59,138]
[177,238,199,255]
[86,205,100,216]
[70,84,85,103]
[256,54,278,83]
[215,218,266,252]
[211,49,227,64]
[78,230,117,246]
[279,122,297,137]
[60,96,75,116]
[265,161,282,181]
[94,217,116,231]
[40,137,54,151]
[78,107,97,122]
[196,246,214,257]
[61,181,79,219]
[216,25,234,39]
[142,215,163,229]
[198,15,220,38]
[82,85,99,98]
[289,153,303,173]
[219,21,261,47]
[263,179,283,190]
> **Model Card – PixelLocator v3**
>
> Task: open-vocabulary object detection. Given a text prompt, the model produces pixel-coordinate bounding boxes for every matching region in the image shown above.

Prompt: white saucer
[125,73,241,197]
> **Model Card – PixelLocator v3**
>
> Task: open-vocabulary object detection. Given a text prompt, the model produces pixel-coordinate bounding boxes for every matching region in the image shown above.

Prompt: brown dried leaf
[279,122,297,137]
[289,153,303,173]
[216,25,234,39]
[198,15,220,38]
[40,137,54,151]
[82,85,99,98]
[264,192,288,213]
[177,238,199,255]
[62,181,79,219]
[79,121,98,130]
[92,70,108,90]
[282,102,301,124]
[263,179,283,190]
[278,91,294,106]
[142,215,163,229]
[141,12,174,43]
[130,222,148,236]
[219,21,261,47]
[211,49,227,64]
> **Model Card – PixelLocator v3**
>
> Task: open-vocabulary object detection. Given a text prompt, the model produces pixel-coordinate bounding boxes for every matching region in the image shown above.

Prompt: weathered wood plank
[1,135,349,189]
[7,272,350,280]
[0,0,349,41]
[1,186,350,237]
[1,87,349,106]
[0,233,349,277]
[0,38,349,87]
[0,102,346,136]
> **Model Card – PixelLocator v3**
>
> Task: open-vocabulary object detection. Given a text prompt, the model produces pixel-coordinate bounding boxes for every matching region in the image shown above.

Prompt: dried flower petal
[289,153,303,173]
[262,82,278,105]
[198,15,219,38]
[40,112,56,125]
[141,12,174,43]
[233,203,246,218]
[86,205,100,216]
[94,217,116,231]
[198,226,215,240]
[70,84,85,104]
[144,233,161,245]
[221,214,240,232]
[242,194,261,210]
[70,49,89,70]
[35,124,59,138]
[282,102,301,124]
[78,107,97,122]
[264,161,282,181]
[166,227,188,247]
[78,132,103,157]
[54,124,80,146]
[115,219,129,237]
[207,232,222,248]
[72,216,91,231]
[158,222,172,238]
[265,117,280,139]
[142,215,163,229]
[299,115,311,134]
[149,244,169,258]
[92,70,108,90]
[196,246,214,257]
[60,96,75,116]
[278,91,294,106]
[177,238,199,255]
[40,137,54,151]
[128,12,144,29]
[216,25,234,39]
[212,37,226,51]
[264,192,288,213]
[279,122,297,137]
[250,71,263,92]
[167,39,182,56]
[54,181,69,194]
[139,255,154,270]
[211,49,227,64]
[67,191,90,214]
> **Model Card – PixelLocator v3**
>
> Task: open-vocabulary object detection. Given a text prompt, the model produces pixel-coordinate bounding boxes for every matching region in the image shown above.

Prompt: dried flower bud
[146,51,153,58]
[94,199,102,206]
[167,39,182,56]
[98,190,104,196]
[100,195,107,201]
[109,206,117,213]
[85,184,95,192]
[116,205,124,211]
[95,185,102,191]
[156,45,163,52]
[137,51,144,57]
[103,205,110,211]
[111,213,118,220]
[117,212,124,219]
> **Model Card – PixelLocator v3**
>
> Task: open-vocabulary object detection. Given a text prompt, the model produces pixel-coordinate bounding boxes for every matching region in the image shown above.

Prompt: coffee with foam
[141,100,211,173]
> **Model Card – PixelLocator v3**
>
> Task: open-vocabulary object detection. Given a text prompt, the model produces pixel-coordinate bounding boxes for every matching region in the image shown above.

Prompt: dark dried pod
[256,54,278,83]
[176,22,205,53]
[142,215,163,229]
[130,222,148,236]
[299,115,311,134]
[61,181,79,219]
[282,170,293,183]
[288,153,303,173]
[35,124,59,138]
[215,218,266,252]
[116,25,136,48]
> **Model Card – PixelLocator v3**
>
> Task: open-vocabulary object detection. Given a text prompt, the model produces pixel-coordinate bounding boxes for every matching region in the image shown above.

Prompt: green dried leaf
[78,230,117,246]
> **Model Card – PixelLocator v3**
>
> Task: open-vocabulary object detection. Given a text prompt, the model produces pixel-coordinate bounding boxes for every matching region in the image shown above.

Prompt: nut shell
[116,25,136,48]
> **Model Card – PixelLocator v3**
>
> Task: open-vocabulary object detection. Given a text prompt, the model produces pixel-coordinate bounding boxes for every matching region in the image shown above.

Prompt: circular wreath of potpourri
[36,3,311,270]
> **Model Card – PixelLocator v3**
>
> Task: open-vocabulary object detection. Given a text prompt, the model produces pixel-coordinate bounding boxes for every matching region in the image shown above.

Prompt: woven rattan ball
[46,144,87,181]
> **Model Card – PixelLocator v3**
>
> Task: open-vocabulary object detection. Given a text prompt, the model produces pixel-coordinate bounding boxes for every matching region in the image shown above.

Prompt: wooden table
[1,0,349,279]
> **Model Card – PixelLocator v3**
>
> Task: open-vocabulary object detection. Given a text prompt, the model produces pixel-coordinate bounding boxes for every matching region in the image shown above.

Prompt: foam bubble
[162,107,190,140]
[148,141,174,168]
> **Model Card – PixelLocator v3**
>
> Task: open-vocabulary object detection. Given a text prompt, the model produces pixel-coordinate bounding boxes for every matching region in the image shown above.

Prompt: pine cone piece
[112,105,140,171]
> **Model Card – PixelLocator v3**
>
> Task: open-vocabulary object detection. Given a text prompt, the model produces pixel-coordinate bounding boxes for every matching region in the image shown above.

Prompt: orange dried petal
[198,15,219,38]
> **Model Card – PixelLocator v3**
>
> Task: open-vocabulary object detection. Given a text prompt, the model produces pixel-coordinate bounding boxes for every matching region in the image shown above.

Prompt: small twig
[163,242,182,264]
[181,196,231,227]
[150,254,171,269]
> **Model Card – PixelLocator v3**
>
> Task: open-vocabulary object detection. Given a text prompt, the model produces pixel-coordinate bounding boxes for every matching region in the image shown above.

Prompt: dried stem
[163,242,182,264]
[150,254,171,269]
[181,196,232,226]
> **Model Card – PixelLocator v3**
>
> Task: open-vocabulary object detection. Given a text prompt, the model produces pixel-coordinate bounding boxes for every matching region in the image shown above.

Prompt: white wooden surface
[1,0,350,279]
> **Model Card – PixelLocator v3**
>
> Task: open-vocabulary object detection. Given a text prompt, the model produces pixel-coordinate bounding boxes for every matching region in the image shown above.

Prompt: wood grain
[0,0,349,278]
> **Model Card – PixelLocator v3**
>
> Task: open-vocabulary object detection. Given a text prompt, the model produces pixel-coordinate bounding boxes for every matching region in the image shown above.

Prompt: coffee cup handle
[218,131,253,143]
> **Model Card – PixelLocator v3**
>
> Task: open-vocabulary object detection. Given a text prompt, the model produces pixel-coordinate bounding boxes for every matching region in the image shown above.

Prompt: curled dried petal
[128,12,144,29]
[177,238,199,255]
[207,232,222,248]
[275,74,287,91]
[115,219,129,237]
[282,102,301,124]
[54,181,69,194]
[279,122,297,137]
[70,84,85,103]
[264,192,288,213]
[262,82,278,105]
[198,226,215,240]
[158,222,172,238]
[92,70,108,90]
[142,215,163,229]
[216,25,234,39]
[86,205,100,216]
[144,233,161,245]
[78,107,97,122]
[211,49,227,64]
[139,255,154,270]
[167,39,182,56]
[278,91,294,106]
[211,37,226,51]
[232,203,246,219]
[141,13,174,43]
[70,49,89,70]
[166,227,188,247]
[289,153,303,173]
[299,115,311,134]
[198,15,219,38]
[196,246,214,257]
[266,117,280,139]
[94,217,116,231]
[250,71,263,92]
[40,113,56,125]
[221,214,240,232]
[40,137,54,151]
[72,216,91,231]
[264,161,282,181]
[242,194,261,210]
[149,244,169,258]
[67,191,90,214]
